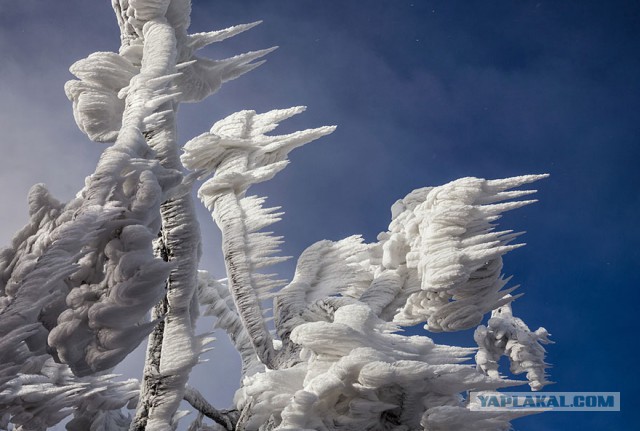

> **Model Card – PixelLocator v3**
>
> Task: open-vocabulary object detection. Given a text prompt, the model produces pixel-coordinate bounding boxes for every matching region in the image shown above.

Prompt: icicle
[186,22,263,52]
[172,47,277,103]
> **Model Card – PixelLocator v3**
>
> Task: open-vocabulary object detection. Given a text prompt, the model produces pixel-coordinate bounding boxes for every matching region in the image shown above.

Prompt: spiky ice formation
[475,302,552,391]
[184,107,335,370]
[232,174,550,430]
[384,175,548,331]
[68,1,273,143]
[0,126,180,377]
[0,322,138,430]
[236,304,526,430]
[197,271,263,378]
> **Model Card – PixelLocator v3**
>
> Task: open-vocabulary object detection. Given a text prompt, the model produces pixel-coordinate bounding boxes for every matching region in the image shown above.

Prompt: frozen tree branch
[184,385,239,430]
[475,301,553,391]
[197,271,264,378]
[183,107,335,370]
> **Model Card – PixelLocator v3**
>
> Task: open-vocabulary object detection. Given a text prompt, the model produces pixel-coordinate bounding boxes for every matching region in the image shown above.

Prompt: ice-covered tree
[0,1,551,430]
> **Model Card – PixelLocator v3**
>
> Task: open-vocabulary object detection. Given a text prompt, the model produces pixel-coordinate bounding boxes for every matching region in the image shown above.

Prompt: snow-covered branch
[183,107,335,370]
[184,385,239,430]
[0,1,553,430]
[475,301,552,391]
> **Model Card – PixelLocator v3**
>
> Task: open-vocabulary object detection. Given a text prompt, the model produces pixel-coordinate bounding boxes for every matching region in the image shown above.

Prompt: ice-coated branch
[387,175,548,331]
[234,175,551,430]
[183,107,335,370]
[197,271,263,377]
[184,385,239,430]
[0,0,275,429]
[0,125,181,377]
[273,236,371,363]
[0,122,175,428]
[475,301,552,391]
[236,304,525,430]
[60,1,276,429]
[79,4,203,429]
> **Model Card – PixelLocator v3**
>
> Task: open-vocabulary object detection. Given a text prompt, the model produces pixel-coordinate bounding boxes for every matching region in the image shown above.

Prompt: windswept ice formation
[0,125,180,376]
[183,107,335,370]
[184,106,551,430]
[0,322,138,430]
[197,271,262,378]
[2,0,277,428]
[0,124,176,427]
[475,301,552,391]
[0,1,552,430]
[236,304,531,431]
[388,175,547,331]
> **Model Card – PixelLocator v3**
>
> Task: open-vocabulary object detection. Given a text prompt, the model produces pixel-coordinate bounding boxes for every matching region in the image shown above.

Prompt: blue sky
[0,1,637,429]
